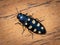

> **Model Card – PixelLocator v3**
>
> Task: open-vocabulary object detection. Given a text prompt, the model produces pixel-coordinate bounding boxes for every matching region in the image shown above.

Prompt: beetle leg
[28,30,33,39]
[15,22,26,35]
[29,15,33,18]
[15,22,22,25]
[25,13,28,15]
[40,20,44,22]
[21,26,26,35]
[28,13,34,17]
[31,13,34,16]
[36,18,44,22]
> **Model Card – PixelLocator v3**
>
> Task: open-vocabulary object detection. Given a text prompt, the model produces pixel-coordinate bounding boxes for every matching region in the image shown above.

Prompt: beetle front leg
[15,22,26,35]
[15,22,22,25]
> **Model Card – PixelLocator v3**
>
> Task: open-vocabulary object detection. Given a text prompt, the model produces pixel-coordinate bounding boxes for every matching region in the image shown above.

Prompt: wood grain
[0,0,60,45]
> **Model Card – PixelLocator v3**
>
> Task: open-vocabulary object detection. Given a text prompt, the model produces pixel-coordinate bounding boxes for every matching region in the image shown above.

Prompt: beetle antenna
[15,7,19,14]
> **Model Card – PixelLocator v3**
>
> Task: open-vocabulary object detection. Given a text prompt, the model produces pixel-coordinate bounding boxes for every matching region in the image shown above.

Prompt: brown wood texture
[0,0,60,45]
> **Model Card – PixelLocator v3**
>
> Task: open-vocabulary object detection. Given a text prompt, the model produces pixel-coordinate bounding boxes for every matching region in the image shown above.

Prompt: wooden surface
[0,0,60,45]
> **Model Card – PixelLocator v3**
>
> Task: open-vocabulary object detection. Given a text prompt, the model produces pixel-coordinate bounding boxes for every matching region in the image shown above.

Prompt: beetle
[1,7,46,39]
[16,12,46,38]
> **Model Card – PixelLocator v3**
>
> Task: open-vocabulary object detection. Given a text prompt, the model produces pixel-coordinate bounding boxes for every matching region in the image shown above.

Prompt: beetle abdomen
[23,17,46,34]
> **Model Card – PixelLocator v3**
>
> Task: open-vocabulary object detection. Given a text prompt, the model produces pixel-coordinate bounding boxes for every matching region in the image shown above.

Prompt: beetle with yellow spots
[17,13,46,38]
